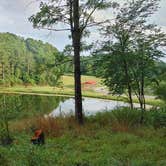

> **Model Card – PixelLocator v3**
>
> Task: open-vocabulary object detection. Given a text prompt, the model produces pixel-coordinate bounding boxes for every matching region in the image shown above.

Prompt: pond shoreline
[0,87,163,107]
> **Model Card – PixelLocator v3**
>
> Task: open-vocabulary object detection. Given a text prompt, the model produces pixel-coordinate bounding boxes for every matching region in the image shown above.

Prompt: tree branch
[81,7,98,32]
[69,0,74,32]
[86,20,109,28]
[48,59,73,68]
[36,27,71,31]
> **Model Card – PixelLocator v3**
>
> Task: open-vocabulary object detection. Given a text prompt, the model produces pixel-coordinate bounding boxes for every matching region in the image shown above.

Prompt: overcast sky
[0,0,166,52]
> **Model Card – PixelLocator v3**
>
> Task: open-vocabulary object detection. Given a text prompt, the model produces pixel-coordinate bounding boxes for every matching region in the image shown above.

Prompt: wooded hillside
[0,32,64,86]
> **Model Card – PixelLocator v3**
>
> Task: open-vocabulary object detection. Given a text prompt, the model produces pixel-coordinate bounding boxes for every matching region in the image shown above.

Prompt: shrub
[149,108,166,129]
[109,107,143,132]
[155,82,166,103]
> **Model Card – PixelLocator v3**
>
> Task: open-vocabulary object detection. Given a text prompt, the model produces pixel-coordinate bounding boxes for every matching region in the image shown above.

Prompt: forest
[0,32,65,86]
[0,32,97,86]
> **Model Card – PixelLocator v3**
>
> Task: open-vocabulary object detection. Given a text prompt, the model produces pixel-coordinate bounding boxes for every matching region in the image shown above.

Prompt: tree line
[0,32,66,86]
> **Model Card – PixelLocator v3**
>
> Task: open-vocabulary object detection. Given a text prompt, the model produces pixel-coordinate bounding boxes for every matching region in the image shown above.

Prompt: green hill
[0,32,63,86]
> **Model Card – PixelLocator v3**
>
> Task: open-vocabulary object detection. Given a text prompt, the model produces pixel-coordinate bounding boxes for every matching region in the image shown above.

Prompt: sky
[0,0,166,52]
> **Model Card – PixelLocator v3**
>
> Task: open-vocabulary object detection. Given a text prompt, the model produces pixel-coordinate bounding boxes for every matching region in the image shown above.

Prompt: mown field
[0,75,164,107]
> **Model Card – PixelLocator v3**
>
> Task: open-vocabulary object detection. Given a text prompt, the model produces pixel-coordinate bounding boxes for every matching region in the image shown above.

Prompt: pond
[0,94,141,120]
[50,97,141,117]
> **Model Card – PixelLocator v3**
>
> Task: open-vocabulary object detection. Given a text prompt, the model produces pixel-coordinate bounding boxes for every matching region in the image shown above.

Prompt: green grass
[1,131,166,166]
[1,109,166,166]
[1,108,166,166]
[0,75,164,107]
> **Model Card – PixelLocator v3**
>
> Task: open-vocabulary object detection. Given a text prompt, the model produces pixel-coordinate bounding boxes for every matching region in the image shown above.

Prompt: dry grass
[10,117,36,132]
[35,116,98,137]
[10,116,65,137]
[35,117,64,137]
[10,115,110,143]
[10,115,94,138]
[110,121,134,132]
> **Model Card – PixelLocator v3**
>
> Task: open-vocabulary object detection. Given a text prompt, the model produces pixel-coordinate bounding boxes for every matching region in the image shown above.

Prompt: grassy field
[0,75,164,107]
[0,76,163,106]
[1,129,166,166]
[1,108,166,166]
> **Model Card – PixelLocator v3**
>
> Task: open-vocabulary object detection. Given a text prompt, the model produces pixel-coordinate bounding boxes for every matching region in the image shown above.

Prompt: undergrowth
[0,107,166,166]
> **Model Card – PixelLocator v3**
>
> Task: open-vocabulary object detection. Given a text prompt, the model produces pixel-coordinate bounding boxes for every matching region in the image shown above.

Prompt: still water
[50,97,141,117]
[0,94,66,120]
[0,94,141,120]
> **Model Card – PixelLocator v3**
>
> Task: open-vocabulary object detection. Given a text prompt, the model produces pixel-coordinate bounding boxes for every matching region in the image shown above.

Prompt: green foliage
[155,82,166,102]
[94,0,166,109]
[92,107,166,131]
[152,61,166,102]
[149,108,166,129]
[109,108,142,129]
[0,32,64,86]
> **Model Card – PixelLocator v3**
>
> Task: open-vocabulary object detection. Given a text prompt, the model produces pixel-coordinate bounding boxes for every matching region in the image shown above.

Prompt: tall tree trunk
[140,70,146,123]
[128,83,133,109]
[132,70,143,109]
[73,0,83,124]
[121,37,133,109]
[141,73,146,110]
[123,61,133,109]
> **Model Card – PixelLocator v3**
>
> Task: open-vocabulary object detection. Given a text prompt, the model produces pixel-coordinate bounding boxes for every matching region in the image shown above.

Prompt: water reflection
[0,94,66,120]
[0,94,145,120]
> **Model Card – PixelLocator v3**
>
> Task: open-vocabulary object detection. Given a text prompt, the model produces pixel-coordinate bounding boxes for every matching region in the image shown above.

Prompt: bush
[155,82,166,103]
[108,107,166,131]
[149,108,166,129]
[109,107,143,132]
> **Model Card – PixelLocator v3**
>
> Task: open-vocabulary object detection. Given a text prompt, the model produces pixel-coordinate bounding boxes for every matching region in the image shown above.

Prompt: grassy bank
[1,108,166,166]
[0,75,164,107]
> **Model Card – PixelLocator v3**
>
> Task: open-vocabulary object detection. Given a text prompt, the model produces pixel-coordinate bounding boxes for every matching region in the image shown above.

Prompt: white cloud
[0,0,165,51]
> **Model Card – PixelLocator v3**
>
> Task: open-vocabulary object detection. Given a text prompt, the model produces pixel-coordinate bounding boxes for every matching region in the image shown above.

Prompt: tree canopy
[0,32,64,86]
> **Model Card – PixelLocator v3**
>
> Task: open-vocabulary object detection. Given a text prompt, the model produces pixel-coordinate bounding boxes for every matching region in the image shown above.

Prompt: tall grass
[1,107,166,166]
[109,108,142,132]
[88,107,166,133]
[11,107,166,138]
